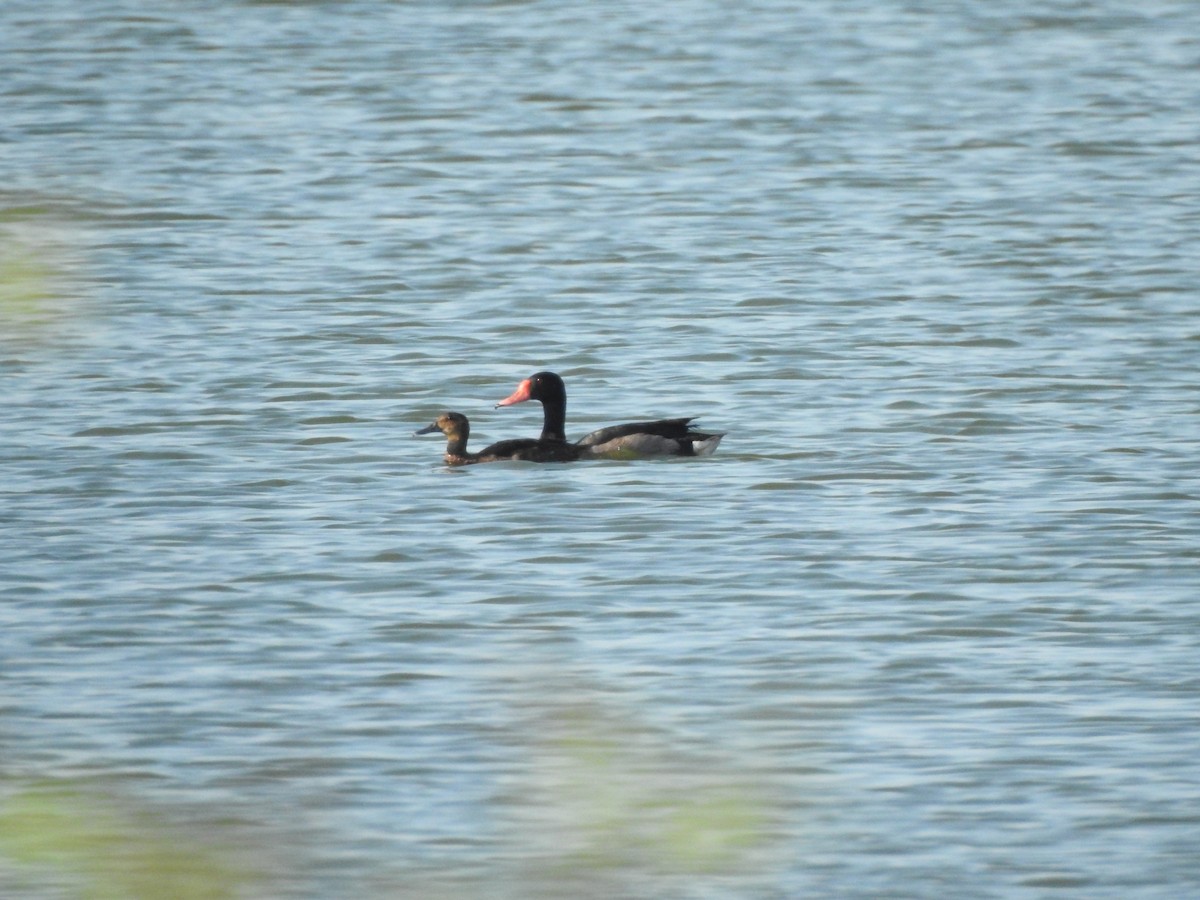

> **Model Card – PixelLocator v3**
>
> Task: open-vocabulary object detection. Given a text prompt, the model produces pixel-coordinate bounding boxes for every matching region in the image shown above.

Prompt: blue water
[3,1,1199,897]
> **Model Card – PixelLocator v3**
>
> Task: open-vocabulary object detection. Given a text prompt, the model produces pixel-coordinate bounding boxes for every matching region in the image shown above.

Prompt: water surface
[3,1,1199,897]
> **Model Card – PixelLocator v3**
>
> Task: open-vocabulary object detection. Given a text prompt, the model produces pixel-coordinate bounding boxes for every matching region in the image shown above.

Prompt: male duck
[495,371,724,457]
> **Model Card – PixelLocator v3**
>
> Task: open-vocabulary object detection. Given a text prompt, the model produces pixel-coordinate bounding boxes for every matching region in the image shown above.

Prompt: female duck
[495,371,724,457]
[415,412,583,466]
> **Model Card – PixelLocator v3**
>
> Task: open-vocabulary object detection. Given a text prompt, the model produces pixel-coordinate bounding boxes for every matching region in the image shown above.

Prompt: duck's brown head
[414,411,469,442]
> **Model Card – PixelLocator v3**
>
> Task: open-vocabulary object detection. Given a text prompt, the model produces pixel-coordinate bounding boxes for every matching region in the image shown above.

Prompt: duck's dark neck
[540,397,567,442]
[444,433,470,459]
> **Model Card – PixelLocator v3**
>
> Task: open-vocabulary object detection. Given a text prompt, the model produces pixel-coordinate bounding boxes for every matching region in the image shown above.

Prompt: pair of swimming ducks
[416,371,724,465]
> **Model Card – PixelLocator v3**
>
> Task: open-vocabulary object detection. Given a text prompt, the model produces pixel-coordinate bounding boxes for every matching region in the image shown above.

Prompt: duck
[415,411,583,465]
[495,371,724,457]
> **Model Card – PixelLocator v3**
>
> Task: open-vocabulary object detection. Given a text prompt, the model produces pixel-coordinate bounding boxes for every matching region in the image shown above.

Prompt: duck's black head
[496,371,566,408]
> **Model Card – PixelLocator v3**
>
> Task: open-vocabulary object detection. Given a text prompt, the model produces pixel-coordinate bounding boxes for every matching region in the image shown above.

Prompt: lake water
[3,1,1199,897]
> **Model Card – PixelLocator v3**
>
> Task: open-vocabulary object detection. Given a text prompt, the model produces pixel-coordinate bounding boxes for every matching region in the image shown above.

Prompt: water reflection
[0,206,93,343]
[2,674,784,899]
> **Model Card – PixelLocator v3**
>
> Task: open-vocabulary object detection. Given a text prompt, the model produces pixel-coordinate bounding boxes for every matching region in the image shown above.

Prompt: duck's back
[576,418,723,457]
[576,417,696,447]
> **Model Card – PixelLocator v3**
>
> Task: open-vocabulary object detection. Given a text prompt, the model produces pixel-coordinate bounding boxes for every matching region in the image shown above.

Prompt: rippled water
[3,1,1199,897]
